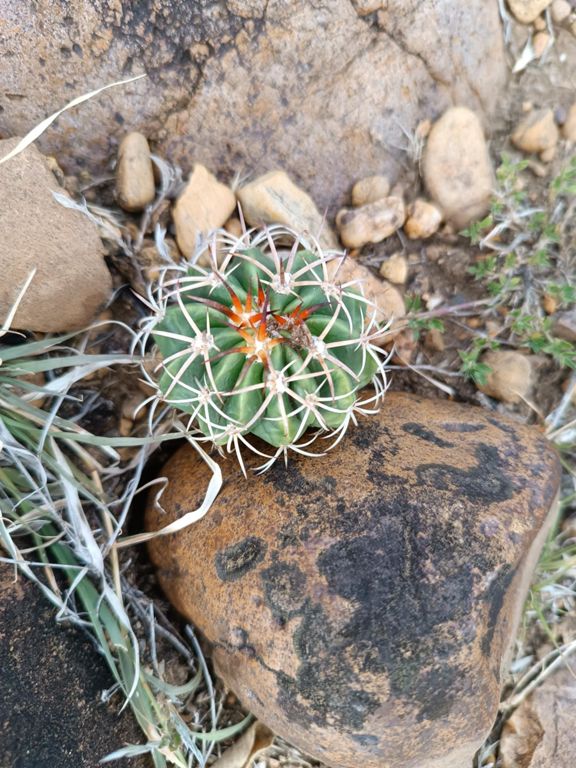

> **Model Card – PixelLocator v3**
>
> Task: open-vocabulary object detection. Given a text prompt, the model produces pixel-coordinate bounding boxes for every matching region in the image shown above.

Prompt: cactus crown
[142,226,390,470]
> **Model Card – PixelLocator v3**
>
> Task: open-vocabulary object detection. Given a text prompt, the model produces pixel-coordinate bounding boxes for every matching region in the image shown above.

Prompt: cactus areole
[147,229,390,466]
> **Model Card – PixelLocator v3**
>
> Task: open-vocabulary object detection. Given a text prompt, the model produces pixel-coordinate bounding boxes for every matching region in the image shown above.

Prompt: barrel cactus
[142,227,391,468]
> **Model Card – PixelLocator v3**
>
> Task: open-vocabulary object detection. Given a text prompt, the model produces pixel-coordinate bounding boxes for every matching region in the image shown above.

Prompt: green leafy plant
[458,338,500,386]
[405,294,445,340]
[142,226,390,469]
[460,152,576,380]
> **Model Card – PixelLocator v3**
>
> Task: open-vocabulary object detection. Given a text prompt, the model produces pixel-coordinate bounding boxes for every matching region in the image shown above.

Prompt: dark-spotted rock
[147,393,561,768]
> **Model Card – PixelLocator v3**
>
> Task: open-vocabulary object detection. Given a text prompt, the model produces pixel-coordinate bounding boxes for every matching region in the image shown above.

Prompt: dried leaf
[211,722,274,768]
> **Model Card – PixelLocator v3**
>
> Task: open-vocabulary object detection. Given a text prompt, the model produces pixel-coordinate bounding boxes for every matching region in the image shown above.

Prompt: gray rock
[0,1,507,214]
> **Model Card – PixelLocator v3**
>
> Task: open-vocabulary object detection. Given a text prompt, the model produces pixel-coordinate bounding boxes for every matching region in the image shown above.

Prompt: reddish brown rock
[147,393,560,768]
[0,1,507,214]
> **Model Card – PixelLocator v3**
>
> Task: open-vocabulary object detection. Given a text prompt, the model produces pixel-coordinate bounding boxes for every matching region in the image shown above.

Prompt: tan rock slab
[147,393,561,768]
[237,171,338,250]
[511,109,559,154]
[0,137,111,332]
[172,164,237,258]
[115,132,156,212]
[423,107,494,229]
[336,197,405,249]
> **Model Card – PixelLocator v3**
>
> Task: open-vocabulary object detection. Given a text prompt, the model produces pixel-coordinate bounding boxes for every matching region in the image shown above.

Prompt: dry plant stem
[500,639,576,714]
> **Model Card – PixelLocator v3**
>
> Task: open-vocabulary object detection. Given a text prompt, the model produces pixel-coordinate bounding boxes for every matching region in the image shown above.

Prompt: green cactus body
[150,237,387,456]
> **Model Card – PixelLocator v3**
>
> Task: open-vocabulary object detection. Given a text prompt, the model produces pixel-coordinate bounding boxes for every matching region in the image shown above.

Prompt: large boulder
[0,1,507,212]
[147,392,561,768]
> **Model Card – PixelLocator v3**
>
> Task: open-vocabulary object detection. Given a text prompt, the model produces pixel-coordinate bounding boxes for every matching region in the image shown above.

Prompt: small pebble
[224,217,244,238]
[336,196,405,249]
[540,145,557,162]
[542,293,558,314]
[532,30,551,57]
[533,16,547,30]
[351,175,391,207]
[423,106,494,228]
[507,0,553,24]
[173,164,237,257]
[561,103,576,141]
[352,0,383,15]
[553,309,576,342]
[379,253,408,284]
[237,170,338,249]
[551,0,571,22]
[404,199,442,240]
[424,327,445,352]
[478,350,533,404]
[329,259,406,338]
[119,416,133,438]
[511,108,559,154]
[392,329,416,364]
[485,320,501,338]
[116,132,156,212]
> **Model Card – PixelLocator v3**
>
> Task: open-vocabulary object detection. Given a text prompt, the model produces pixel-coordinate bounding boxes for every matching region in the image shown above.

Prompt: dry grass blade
[0,74,146,166]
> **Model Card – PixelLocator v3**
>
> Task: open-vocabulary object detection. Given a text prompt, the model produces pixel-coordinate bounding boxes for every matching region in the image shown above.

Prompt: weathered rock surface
[147,393,561,768]
[500,666,576,768]
[115,131,156,212]
[0,566,146,768]
[423,107,494,228]
[0,138,112,332]
[172,164,237,257]
[0,1,507,214]
[237,171,338,249]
